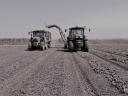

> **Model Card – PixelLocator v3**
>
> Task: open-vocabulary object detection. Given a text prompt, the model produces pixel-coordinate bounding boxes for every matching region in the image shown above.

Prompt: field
[0,39,128,96]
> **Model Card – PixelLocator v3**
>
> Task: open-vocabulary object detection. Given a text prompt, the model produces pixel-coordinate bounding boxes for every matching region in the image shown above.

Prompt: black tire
[83,45,89,52]
[77,43,82,51]
[83,47,88,52]
[83,42,89,52]
[64,44,67,49]
[28,42,32,51]
[48,43,51,48]
[68,41,74,51]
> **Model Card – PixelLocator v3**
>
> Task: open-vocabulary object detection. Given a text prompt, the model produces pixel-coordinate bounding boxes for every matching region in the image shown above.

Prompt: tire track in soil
[71,52,100,96]
[7,48,93,96]
[73,52,122,96]
[77,52,128,95]
[1,46,127,96]
[0,48,53,85]
[62,52,88,96]
[7,48,64,96]
[0,48,56,96]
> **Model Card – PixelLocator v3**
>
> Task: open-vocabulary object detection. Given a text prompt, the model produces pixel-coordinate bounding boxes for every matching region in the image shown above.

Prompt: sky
[0,0,128,39]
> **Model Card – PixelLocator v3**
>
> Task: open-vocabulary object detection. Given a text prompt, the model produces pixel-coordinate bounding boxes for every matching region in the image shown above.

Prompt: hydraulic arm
[46,25,67,47]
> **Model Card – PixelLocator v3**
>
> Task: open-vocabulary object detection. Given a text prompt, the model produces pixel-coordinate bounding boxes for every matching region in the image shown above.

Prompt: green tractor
[67,27,89,52]
[28,30,51,50]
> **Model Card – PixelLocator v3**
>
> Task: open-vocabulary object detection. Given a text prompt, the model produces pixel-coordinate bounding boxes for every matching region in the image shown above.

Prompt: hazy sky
[0,0,128,39]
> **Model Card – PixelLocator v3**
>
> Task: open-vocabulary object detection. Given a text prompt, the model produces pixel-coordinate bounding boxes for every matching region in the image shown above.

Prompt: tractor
[46,25,89,52]
[28,30,51,50]
[67,27,89,52]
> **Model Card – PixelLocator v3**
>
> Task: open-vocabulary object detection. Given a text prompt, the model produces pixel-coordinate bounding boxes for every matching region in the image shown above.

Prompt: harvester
[46,25,89,52]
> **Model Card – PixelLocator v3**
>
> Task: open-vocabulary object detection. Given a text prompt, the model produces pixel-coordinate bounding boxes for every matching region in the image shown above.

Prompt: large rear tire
[48,43,51,48]
[28,42,32,51]
[68,41,74,51]
[83,42,89,52]
[64,43,67,49]
[83,46,88,52]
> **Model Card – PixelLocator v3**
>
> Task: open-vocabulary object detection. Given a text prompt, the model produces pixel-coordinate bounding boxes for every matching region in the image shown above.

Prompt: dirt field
[0,40,128,96]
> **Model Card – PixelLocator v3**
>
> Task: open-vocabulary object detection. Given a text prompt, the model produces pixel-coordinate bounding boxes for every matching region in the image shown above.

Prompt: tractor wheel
[83,43,89,52]
[41,42,45,51]
[83,41,89,52]
[48,43,51,48]
[28,42,32,51]
[69,41,74,51]
[64,43,68,49]
[84,46,88,52]
[77,43,82,51]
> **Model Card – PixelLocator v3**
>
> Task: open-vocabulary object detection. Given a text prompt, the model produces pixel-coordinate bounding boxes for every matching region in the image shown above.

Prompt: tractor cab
[29,31,46,38]
[67,26,88,52]
[33,31,44,37]
[69,27,85,40]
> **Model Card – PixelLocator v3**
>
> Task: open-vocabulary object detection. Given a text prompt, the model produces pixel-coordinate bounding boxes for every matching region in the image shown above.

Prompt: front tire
[28,42,32,51]
[48,43,51,48]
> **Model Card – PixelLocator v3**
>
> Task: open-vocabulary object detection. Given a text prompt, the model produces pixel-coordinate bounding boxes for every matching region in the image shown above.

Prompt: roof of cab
[32,30,50,33]
[69,26,84,30]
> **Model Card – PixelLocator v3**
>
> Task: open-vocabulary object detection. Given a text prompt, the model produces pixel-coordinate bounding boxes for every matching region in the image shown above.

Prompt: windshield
[33,31,44,37]
[70,29,84,36]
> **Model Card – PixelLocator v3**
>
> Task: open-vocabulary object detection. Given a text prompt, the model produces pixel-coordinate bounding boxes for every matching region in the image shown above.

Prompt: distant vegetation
[0,38,28,45]
[89,39,128,44]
